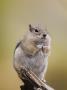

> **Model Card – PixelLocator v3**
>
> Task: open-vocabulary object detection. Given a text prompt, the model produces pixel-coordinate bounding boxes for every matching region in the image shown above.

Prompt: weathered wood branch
[20,66,54,90]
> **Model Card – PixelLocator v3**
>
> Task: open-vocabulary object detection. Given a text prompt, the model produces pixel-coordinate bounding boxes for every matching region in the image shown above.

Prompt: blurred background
[0,0,67,90]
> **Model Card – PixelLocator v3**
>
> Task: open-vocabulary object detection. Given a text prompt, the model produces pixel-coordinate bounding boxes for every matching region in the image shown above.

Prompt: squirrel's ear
[29,24,33,32]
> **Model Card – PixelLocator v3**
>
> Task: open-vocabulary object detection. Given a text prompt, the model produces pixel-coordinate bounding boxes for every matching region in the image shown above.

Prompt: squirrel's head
[28,24,51,48]
[22,24,51,55]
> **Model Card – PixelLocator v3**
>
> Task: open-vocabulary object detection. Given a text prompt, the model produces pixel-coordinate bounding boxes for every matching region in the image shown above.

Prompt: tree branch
[20,66,54,90]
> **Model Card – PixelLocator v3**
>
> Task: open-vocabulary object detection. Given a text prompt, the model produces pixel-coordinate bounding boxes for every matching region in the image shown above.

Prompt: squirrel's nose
[43,34,47,38]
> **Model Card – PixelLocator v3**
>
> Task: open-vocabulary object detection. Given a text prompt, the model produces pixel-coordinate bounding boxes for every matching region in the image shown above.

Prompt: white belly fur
[14,46,48,80]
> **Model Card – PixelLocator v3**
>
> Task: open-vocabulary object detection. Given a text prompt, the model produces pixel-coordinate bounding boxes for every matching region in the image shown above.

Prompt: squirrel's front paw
[37,44,43,49]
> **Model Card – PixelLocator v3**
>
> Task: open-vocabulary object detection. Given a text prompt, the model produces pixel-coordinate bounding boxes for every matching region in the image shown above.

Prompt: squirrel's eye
[35,29,38,32]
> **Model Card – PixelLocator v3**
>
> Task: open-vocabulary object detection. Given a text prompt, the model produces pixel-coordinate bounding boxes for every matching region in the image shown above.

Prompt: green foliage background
[0,0,67,90]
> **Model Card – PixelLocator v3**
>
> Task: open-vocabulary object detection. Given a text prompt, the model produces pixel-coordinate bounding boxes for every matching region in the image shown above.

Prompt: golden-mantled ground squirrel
[13,24,51,89]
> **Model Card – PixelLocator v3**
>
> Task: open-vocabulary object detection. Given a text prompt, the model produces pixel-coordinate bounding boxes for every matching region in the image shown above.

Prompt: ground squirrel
[13,24,51,84]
